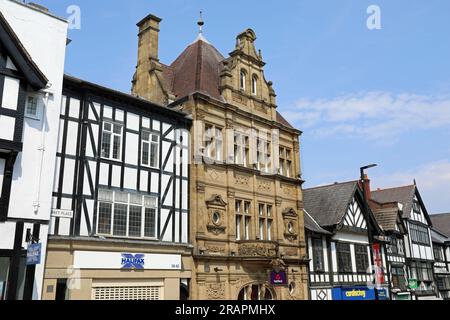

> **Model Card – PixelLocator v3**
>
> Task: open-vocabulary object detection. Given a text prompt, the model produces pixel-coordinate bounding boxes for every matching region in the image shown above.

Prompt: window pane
[144,208,156,238]
[236,216,241,240]
[0,158,5,196]
[150,142,158,167]
[0,257,10,300]
[113,204,127,236]
[267,220,272,241]
[244,217,250,240]
[112,135,121,160]
[113,124,122,134]
[142,131,150,141]
[259,218,264,240]
[98,202,112,234]
[142,142,149,165]
[104,122,112,132]
[101,132,111,158]
[128,206,142,237]
[313,238,324,271]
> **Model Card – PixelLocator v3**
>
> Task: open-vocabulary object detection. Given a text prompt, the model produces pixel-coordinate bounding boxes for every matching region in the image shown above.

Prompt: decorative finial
[197,11,204,34]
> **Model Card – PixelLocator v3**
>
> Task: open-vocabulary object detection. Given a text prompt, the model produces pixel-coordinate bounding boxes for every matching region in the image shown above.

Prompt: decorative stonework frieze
[238,242,278,257]
[206,283,225,300]
[235,175,250,187]
[257,179,272,192]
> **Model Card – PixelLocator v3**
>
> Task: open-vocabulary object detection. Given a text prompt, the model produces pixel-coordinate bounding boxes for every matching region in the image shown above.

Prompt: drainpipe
[33,86,52,215]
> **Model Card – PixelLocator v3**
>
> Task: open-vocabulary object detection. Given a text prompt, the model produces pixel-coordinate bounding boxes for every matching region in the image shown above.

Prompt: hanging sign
[26,243,42,266]
[408,279,418,290]
[270,270,288,286]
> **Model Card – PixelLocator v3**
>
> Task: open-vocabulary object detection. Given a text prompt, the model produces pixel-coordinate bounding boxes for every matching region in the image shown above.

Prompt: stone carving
[257,180,272,192]
[282,184,296,197]
[206,284,225,300]
[205,194,227,207]
[235,175,250,186]
[205,244,226,255]
[207,225,226,235]
[238,242,278,257]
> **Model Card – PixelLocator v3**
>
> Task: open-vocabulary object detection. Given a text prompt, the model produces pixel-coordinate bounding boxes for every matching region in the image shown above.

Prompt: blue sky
[39,0,450,214]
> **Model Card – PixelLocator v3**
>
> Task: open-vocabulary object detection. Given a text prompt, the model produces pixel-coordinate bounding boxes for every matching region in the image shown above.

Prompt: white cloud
[283,91,450,140]
[372,160,450,214]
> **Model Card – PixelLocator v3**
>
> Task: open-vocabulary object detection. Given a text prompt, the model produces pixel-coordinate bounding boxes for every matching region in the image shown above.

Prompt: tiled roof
[163,37,295,129]
[430,213,450,238]
[303,181,358,228]
[372,206,399,232]
[371,185,416,219]
[304,209,332,235]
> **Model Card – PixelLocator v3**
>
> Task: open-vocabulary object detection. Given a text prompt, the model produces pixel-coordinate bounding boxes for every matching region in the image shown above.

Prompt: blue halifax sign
[26,243,42,266]
[121,253,145,270]
[332,287,389,300]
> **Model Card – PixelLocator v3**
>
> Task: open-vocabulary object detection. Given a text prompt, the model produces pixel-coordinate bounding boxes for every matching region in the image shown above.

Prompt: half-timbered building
[371,184,439,300]
[430,213,450,300]
[304,180,389,300]
[369,197,410,300]
[0,0,67,300]
[42,75,192,300]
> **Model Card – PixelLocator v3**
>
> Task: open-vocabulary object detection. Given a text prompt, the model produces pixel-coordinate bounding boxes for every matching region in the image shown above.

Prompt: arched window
[238,284,274,300]
[240,70,246,90]
[251,75,258,95]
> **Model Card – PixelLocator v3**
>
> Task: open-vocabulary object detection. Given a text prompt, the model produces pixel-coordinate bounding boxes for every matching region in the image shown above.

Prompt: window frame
[312,237,325,272]
[235,199,251,240]
[24,95,40,120]
[409,222,430,246]
[355,244,369,274]
[240,70,247,91]
[251,75,258,95]
[96,189,158,240]
[141,130,160,168]
[336,242,353,274]
[101,121,123,161]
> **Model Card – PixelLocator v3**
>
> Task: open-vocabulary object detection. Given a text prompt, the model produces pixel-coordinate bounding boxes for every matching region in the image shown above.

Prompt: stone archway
[237,283,276,300]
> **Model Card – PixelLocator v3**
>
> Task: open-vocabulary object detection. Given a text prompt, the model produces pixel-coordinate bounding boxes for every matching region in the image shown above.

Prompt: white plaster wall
[1,0,68,222]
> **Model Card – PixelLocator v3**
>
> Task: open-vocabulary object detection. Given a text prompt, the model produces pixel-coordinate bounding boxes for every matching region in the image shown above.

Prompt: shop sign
[408,278,418,290]
[121,253,145,270]
[270,271,287,286]
[73,251,181,270]
[26,243,41,266]
[377,288,389,300]
[332,287,376,300]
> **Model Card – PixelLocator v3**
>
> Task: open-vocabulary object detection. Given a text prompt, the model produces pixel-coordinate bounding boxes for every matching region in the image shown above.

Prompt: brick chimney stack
[362,174,372,200]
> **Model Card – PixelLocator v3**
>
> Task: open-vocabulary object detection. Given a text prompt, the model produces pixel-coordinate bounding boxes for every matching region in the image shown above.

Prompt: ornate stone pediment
[282,208,298,218]
[205,194,227,208]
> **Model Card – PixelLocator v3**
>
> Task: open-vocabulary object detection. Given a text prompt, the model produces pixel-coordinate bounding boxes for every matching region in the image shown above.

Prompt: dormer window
[251,75,258,95]
[240,70,246,90]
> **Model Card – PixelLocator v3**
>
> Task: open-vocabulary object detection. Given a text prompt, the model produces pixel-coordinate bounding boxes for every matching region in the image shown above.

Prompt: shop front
[332,286,389,301]
[42,238,193,300]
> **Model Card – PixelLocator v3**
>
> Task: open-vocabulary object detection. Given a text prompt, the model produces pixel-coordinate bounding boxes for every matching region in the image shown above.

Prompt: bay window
[279,147,293,177]
[97,189,157,239]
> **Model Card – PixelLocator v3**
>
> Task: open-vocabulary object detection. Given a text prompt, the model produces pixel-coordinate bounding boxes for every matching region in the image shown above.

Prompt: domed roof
[162,37,225,101]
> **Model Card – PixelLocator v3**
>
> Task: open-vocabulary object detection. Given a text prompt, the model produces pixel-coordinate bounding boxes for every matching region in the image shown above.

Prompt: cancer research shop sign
[73,251,181,270]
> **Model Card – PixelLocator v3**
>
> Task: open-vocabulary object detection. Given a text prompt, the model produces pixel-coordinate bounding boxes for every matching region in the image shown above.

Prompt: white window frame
[234,132,249,167]
[141,130,159,168]
[251,75,258,95]
[24,95,40,120]
[205,125,223,162]
[240,70,246,90]
[96,189,158,240]
[101,121,123,161]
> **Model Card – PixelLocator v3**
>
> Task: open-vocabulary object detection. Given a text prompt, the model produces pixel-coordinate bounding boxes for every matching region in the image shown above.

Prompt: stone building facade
[132,14,308,300]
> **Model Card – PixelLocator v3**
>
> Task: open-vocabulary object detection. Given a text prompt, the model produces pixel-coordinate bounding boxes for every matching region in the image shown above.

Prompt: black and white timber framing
[50,75,191,244]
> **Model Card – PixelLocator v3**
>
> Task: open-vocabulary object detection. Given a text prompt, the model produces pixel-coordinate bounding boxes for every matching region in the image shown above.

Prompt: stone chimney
[132,14,167,104]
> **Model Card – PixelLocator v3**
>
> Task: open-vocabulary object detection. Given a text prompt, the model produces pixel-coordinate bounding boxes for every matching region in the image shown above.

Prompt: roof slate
[371,185,416,219]
[303,181,358,228]
[430,213,450,238]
